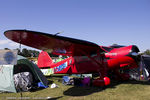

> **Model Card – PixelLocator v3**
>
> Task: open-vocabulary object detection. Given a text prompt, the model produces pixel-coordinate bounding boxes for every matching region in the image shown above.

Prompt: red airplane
[4,30,147,86]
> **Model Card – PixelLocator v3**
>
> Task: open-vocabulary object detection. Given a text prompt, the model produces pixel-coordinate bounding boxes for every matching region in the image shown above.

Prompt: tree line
[4,48,40,57]
[4,48,150,57]
[144,49,150,55]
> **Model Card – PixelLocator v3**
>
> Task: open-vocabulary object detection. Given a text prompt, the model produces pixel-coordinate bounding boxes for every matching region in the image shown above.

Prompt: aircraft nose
[128,45,140,61]
[131,45,140,53]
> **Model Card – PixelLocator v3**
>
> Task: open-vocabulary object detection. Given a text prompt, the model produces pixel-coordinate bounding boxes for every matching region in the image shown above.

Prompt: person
[56,55,63,63]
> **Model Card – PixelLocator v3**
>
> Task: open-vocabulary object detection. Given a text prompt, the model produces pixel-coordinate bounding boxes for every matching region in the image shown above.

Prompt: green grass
[1,77,150,100]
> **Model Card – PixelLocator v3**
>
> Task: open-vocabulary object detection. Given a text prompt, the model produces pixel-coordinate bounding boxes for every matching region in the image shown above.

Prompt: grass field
[1,76,150,100]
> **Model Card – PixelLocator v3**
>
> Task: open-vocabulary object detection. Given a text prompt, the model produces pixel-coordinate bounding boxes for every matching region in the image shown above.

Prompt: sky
[0,0,150,52]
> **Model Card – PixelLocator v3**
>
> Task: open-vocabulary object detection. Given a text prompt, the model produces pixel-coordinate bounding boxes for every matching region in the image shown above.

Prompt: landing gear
[93,76,110,87]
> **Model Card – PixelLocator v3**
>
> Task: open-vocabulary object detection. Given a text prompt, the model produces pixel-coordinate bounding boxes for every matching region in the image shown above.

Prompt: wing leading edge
[4,30,104,56]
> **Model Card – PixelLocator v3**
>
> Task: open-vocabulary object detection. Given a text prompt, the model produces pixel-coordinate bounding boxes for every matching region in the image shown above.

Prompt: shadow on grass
[63,80,150,96]
[121,80,150,85]
[63,85,112,96]
[63,78,124,96]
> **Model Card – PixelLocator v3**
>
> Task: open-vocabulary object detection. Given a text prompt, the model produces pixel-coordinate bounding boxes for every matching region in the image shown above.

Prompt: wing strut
[77,48,105,72]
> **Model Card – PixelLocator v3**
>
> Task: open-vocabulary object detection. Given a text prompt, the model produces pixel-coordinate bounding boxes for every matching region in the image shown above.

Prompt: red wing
[4,30,104,56]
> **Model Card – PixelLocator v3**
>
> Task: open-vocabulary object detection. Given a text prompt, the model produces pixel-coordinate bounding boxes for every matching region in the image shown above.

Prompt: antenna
[54,31,64,36]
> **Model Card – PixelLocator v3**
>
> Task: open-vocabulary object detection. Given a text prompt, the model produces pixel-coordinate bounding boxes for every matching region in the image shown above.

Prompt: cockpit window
[101,47,113,52]
[110,45,125,48]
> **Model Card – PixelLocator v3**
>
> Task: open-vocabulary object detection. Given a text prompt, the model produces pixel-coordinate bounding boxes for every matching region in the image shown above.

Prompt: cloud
[9,42,19,47]
[0,39,41,52]
[0,40,19,49]
[0,40,9,45]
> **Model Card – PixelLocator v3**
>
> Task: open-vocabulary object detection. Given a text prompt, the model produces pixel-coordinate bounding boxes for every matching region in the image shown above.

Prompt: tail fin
[37,51,54,68]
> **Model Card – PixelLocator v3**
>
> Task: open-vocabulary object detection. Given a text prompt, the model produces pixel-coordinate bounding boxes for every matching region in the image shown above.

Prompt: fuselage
[38,45,141,86]
[50,45,140,74]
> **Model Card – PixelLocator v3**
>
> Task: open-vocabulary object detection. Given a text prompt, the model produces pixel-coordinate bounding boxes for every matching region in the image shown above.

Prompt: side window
[90,51,97,57]
[102,47,113,52]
